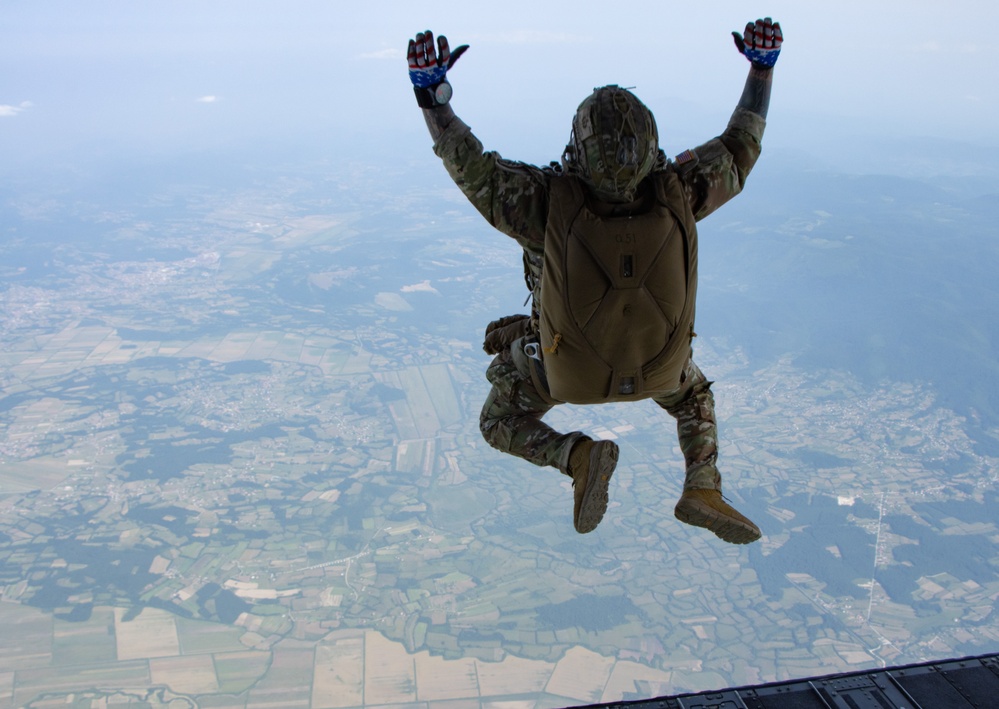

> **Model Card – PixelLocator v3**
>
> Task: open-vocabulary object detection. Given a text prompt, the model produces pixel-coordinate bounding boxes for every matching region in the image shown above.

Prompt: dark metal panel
[811,673,915,709]
[741,685,829,709]
[890,657,999,709]
[674,692,747,709]
[938,663,999,707]
[890,667,972,709]
[571,653,999,709]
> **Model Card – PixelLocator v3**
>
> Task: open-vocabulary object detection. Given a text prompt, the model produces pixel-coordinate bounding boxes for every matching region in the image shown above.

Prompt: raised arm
[405,29,550,248]
[407,30,467,142]
[731,17,782,119]
[679,18,784,221]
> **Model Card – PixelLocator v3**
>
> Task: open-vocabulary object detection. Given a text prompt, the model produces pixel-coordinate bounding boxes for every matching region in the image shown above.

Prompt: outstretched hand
[407,30,469,88]
[732,17,782,68]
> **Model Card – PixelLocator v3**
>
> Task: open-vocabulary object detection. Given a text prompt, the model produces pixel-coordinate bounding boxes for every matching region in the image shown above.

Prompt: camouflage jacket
[432,106,766,318]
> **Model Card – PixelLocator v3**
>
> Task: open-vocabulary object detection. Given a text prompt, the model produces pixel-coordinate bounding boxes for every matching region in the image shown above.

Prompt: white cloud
[477,30,588,45]
[401,280,440,295]
[0,101,33,117]
[196,95,218,103]
[914,40,981,54]
[354,30,586,62]
[358,48,403,60]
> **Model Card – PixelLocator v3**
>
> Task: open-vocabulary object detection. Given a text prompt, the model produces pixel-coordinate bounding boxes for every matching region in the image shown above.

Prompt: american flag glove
[732,17,783,68]
[407,30,468,88]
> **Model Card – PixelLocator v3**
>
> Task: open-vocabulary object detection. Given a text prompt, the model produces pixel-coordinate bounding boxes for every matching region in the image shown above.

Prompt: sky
[2,1,999,173]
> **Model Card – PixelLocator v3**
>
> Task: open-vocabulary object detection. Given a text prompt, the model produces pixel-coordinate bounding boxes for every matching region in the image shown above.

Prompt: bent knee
[479,414,513,454]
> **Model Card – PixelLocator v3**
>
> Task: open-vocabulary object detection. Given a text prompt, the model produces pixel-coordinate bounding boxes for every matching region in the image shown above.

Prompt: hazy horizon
[3,1,999,169]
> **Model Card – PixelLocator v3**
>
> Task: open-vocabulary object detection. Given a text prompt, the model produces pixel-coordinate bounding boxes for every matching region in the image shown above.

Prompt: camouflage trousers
[479,337,722,490]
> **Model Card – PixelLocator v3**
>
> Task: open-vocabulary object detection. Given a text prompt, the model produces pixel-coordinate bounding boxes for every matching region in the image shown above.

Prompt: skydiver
[407,19,783,544]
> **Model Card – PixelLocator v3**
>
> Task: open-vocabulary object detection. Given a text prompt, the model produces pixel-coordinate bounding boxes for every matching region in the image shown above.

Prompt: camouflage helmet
[563,85,662,201]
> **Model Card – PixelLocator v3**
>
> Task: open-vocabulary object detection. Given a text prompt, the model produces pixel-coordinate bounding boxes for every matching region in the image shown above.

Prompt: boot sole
[674,496,761,545]
[574,441,619,534]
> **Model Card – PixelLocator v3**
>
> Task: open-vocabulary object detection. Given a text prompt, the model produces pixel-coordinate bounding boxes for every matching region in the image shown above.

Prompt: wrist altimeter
[414,80,452,108]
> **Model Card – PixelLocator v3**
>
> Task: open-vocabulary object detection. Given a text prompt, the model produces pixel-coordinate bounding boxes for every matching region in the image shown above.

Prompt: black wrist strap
[413,81,450,109]
[414,85,436,108]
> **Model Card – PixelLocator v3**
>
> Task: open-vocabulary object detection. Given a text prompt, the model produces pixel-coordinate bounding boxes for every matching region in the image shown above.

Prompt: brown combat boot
[568,438,619,534]
[674,488,761,544]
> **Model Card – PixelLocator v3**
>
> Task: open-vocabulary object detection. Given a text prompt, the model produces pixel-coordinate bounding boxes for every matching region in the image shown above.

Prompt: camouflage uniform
[434,108,765,489]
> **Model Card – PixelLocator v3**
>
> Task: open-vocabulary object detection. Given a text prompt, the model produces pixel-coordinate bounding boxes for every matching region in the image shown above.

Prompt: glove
[483,314,532,355]
[732,17,783,68]
[407,30,469,107]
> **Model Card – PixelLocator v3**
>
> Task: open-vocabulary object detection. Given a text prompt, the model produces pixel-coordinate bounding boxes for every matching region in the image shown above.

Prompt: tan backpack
[538,170,698,404]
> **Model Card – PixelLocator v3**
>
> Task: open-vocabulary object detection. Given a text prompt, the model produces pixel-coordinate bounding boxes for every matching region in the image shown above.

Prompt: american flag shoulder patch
[675,149,697,165]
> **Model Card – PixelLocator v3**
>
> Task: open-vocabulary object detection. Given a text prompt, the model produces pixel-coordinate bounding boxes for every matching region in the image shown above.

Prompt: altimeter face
[434,81,452,105]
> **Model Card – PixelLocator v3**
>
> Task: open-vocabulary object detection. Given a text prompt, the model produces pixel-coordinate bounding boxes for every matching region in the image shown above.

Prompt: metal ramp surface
[574,652,999,709]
